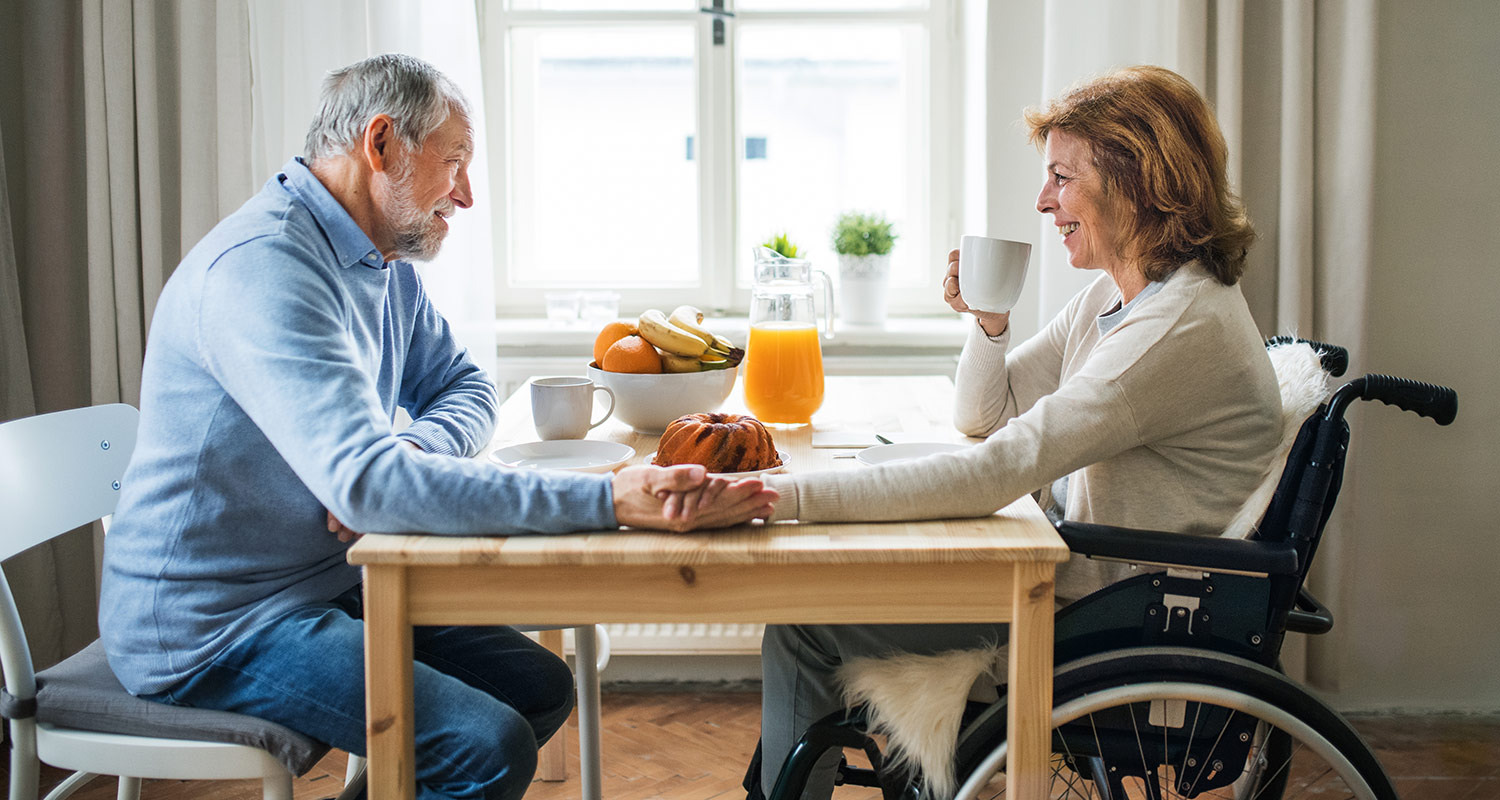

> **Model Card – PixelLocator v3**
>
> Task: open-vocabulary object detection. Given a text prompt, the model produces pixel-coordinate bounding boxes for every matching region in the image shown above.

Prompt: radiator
[557,623,765,655]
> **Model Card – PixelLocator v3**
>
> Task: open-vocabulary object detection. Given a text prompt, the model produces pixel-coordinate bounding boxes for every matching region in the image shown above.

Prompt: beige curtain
[1210,0,1379,690]
[82,0,255,408]
[1001,0,1381,691]
[0,0,254,669]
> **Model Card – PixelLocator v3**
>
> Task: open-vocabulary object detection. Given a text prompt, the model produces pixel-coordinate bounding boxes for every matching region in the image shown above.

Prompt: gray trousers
[759,622,1010,800]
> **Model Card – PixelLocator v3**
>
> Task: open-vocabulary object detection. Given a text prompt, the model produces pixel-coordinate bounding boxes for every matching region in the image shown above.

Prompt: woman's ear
[361,114,398,174]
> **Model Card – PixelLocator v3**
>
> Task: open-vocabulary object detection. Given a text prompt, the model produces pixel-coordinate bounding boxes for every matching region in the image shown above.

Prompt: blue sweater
[101,158,616,695]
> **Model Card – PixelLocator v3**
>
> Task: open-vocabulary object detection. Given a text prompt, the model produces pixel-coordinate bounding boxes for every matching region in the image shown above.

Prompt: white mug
[958,235,1032,313]
[530,377,615,440]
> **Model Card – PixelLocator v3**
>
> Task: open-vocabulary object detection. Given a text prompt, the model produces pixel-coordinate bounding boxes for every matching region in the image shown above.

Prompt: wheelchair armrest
[1056,520,1300,576]
[1285,586,1334,635]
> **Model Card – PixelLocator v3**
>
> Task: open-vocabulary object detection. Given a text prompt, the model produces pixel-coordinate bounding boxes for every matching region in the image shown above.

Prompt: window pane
[737,0,927,10]
[510,0,694,10]
[737,24,929,290]
[509,27,698,287]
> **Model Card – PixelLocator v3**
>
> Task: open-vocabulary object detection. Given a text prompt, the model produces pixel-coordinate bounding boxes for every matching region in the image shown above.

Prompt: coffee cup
[530,377,615,440]
[958,235,1031,313]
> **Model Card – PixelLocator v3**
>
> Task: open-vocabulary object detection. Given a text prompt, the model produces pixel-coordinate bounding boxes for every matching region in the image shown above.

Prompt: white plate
[646,450,789,479]
[488,440,635,474]
[855,442,967,466]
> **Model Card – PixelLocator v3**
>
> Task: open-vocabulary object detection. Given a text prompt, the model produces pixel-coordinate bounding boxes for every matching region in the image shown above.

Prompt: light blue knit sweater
[101,158,615,695]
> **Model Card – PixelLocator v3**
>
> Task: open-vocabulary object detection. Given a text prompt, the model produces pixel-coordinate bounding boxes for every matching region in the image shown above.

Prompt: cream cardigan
[766,262,1282,602]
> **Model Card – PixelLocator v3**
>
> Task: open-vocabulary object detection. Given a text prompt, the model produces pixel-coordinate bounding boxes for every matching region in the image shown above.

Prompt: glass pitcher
[742,248,834,426]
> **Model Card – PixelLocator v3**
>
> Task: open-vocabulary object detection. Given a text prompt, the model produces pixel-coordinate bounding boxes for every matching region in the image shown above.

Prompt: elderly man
[99,54,775,800]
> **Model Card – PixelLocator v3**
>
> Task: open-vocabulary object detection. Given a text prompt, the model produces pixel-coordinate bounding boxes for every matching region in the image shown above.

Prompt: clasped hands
[327,462,777,542]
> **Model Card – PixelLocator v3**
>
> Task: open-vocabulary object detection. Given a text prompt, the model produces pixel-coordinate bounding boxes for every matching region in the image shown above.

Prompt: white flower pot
[838,253,891,326]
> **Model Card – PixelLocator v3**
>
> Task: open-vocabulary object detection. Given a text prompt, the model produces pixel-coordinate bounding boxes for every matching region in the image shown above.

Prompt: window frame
[478,1,963,319]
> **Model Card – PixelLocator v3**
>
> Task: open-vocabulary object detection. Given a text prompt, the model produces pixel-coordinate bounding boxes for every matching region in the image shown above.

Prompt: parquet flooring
[8,690,1498,800]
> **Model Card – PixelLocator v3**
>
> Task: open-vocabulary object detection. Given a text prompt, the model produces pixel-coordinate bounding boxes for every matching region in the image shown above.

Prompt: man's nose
[452,167,473,210]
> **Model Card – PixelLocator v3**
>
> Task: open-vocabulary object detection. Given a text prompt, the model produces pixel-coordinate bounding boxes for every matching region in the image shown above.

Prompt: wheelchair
[751,338,1458,800]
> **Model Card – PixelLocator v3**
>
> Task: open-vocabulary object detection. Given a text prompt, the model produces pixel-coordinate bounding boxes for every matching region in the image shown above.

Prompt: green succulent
[762,232,801,259]
[831,212,897,256]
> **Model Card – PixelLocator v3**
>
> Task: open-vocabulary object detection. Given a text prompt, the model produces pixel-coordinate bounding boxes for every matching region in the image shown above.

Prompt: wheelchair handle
[1327,374,1458,425]
[1266,336,1348,377]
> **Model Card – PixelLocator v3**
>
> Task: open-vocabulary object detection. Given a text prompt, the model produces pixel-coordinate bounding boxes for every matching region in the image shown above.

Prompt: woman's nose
[1036,180,1056,215]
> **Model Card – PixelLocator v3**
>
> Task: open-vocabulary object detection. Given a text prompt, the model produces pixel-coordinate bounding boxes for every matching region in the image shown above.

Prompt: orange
[592,321,636,367]
[601,335,663,374]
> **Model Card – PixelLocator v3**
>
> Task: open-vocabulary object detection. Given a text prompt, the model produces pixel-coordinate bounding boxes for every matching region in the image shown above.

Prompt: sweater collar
[277,157,387,270]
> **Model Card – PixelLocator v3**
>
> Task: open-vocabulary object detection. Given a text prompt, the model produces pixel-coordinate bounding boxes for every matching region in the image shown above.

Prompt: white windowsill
[496,314,972,355]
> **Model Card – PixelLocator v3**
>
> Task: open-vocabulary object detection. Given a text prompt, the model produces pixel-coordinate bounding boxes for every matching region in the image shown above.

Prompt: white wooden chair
[0,403,358,800]
[1,404,605,800]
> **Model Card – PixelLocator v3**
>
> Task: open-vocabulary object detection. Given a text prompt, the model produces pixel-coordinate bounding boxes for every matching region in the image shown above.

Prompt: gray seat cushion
[34,640,330,775]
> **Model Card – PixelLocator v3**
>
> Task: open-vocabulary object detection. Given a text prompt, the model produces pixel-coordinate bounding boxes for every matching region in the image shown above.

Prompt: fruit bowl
[587,364,738,434]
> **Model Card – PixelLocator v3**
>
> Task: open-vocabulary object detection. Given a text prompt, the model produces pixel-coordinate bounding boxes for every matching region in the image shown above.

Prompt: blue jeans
[146,585,574,800]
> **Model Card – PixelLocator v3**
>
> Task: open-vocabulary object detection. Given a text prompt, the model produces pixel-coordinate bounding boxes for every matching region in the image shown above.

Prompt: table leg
[1006,561,1055,798]
[535,629,568,782]
[364,566,416,800]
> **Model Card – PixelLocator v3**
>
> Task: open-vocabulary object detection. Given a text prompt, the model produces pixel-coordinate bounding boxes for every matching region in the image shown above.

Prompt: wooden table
[351,375,1068,800]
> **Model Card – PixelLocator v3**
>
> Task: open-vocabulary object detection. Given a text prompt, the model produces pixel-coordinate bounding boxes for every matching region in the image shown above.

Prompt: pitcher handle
[814,269,835,339]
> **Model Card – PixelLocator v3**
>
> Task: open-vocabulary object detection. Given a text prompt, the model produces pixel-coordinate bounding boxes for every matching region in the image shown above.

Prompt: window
[480,0,959,317]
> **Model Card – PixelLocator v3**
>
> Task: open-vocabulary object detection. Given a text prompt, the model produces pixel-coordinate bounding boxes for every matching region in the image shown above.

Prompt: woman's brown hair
[1024,65,1254,285]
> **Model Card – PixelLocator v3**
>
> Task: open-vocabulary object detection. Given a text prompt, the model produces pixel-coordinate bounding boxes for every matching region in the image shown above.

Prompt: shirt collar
[277,157,387,270]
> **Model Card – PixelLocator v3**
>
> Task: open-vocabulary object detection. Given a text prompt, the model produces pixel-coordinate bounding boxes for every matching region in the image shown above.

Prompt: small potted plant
[761,232,801,259]
[831,212,897,325]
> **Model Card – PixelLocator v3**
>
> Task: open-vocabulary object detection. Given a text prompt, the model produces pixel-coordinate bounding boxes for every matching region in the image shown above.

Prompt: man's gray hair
[304,54,470,161]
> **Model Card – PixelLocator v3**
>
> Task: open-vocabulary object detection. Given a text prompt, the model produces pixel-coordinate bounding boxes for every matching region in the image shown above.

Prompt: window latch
[700,2,735,46]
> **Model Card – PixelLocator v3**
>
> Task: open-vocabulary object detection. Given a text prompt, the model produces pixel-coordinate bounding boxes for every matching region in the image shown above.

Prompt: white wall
[1323,0,1500,711]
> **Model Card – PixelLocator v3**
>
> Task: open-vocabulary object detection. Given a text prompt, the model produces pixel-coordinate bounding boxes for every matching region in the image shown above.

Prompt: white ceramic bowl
[586,364,738,434]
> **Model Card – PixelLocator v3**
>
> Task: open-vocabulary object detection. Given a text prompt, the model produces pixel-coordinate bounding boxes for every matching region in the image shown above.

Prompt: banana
[661,353,707,373]
[637,309,711,358]
[668,305,729,352]
[662,353,735,373]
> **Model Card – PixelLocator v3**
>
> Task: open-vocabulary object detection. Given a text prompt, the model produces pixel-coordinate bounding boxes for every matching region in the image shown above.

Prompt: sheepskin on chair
[835,340,1335,799]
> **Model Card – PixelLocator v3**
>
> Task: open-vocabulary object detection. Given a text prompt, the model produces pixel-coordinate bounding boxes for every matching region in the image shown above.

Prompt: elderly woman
[752,65,1282,799]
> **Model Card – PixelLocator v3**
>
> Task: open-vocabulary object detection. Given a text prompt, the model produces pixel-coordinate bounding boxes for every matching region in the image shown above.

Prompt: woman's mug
[530,377,615,440]
[958,235,1032,313]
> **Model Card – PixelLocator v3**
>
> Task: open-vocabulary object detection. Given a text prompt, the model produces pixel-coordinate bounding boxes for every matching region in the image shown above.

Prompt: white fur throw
[839,647,1004,800]
[1222,341,1335,538]
[834,341,1334,798]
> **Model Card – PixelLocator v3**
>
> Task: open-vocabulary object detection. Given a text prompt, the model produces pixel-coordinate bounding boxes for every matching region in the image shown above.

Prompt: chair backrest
[0,404,138,561]
[0,404,138,701]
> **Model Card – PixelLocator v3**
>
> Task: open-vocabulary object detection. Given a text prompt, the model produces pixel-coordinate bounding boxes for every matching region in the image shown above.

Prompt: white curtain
[247,0,499,378]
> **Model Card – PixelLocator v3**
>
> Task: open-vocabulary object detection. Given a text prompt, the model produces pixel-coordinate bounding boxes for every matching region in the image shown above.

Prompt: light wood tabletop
[350,375,1068,800]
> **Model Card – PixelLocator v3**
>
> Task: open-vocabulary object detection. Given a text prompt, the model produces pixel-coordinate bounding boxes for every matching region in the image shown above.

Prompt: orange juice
[743,322,825,424]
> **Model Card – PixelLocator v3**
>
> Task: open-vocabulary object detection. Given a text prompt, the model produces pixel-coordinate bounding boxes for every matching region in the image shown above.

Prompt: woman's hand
[612,465,778,532]
[942,248,1010,337]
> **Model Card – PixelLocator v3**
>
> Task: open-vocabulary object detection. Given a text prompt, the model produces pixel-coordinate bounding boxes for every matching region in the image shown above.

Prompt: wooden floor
[9,690,1499,800]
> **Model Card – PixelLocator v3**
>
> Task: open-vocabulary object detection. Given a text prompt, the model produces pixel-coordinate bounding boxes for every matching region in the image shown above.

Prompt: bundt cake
[653,412,782,474]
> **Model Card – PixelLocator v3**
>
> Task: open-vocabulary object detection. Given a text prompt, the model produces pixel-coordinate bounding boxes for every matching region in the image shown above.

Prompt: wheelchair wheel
[950,648,1396,800]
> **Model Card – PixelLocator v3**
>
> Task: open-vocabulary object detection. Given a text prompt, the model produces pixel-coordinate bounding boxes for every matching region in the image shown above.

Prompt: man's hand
[612,465,778,533]
[327,510,362,543]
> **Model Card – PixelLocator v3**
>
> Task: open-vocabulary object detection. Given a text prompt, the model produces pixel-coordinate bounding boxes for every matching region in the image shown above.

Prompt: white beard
[383,155,451,262]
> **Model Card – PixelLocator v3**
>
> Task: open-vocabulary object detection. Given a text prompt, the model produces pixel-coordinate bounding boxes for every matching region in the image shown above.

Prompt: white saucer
[488,440,635,474]
[855,442,967,466]
[646,450,789,479]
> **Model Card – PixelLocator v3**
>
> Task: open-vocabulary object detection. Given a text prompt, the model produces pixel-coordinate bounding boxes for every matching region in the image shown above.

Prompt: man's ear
[362,114,398,174]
